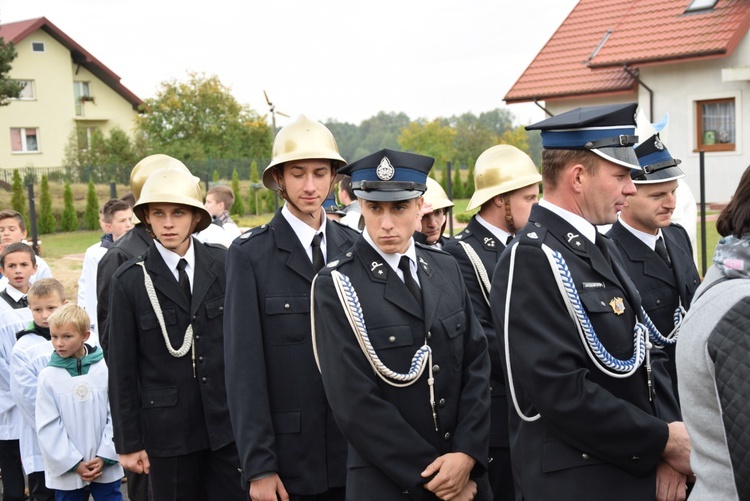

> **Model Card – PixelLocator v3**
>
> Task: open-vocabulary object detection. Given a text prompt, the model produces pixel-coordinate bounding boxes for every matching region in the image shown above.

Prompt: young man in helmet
[107,168,245,501]
[312,149,491,500]
[443,144,541,501]
[415,177,454,248]
[606,134,700,402]
[224,115,359,500]
[490,104,691,500]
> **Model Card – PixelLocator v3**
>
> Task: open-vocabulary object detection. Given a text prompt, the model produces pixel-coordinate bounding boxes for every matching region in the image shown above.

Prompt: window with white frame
[76,126,99,151]
[696,98,735,152]
[10,128,40,153]
[8,80,35,100]
[73,81,91,116]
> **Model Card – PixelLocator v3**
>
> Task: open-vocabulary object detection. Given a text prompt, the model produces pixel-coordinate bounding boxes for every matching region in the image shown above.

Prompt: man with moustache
[490,104,691,501]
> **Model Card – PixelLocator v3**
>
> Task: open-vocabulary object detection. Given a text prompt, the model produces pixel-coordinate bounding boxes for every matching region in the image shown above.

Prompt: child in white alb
[35,303,123,500]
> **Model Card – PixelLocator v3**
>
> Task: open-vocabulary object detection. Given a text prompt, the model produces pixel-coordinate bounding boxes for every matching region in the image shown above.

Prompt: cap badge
[609,297,625,315]
[653,137,664,150]
[376,156,395,180]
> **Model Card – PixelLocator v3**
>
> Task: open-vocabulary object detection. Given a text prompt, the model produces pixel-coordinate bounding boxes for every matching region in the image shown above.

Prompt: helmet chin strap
[276,175,338,222]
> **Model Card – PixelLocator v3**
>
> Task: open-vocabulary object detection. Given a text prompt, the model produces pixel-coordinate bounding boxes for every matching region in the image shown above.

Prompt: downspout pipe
[623,65,653,120]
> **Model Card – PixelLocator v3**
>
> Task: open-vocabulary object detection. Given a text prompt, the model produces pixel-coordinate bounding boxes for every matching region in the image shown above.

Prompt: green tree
[350,112,411,160]
[61,181,79,232]
[212,169,220,183]
[451,162,464,199]
[398,119,456,165]
[230,169,244,216]
[440,162,449,192]
[38,175,56,234]
[10,169,26,223]
[135,72,272,163]
[84,178,99,230]
[0,34,24,106]
[63,126,140,183]
[465,158,476,198]
[247,160,259,215]
[500,125,531,152]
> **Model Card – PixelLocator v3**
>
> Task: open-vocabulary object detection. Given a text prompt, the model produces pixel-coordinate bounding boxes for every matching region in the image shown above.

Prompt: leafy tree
[247,160,260,215]
[450,113,497,163]
[135,72,272,164]
[38,175,56,234]
[451,162,464,199]
[0,34,24,106]
[440,163,449,192]
[465,158,476,198]
[11,169,26,223]
[500,125,531,152]
[212,169,220,183]
[61,181,79,232]
[230,169,244,216]
[323,120,360,162]
[84,178,99,230]
[351,112,411,160]
[398,119,456,165]
[63,126,140,183]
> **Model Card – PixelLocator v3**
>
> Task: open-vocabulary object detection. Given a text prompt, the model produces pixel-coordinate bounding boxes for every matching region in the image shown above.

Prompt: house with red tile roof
[505,0,750,202]
[0,17,142,173]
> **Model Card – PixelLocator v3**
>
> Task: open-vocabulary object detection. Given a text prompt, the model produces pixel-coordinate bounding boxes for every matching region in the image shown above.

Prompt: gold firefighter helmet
[130,154,192,202]
[133,168,212,233]
[466,145,542,212]
[423,177,454,212]
[263,115,346,191]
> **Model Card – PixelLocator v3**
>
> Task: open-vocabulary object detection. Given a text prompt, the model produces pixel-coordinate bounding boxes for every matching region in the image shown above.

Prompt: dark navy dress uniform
[490,105,683,501]
[108,239,243,499]
[607,134,701,401]
[444,217,513,498]
[312,149,492,500]
[223,211,358,494]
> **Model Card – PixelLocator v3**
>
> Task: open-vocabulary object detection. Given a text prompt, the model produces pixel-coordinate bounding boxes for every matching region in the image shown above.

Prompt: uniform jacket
[108,239,235,457]
[607,221,700,398]
[313,237,491,500]
[10,325,54,473]
[223,211,358,492]
[96,224,152,358]
[444,216,508,448]
[490,204,680,501]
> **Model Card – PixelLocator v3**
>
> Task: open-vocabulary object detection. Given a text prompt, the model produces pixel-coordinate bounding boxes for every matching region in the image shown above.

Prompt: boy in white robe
[36,304,123,499]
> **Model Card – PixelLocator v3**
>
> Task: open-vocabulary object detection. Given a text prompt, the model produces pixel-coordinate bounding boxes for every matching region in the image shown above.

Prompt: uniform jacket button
[432,364,440,374]
[427,332,432,339]
[581,453,589,460]
[199,356,204,362]
[444,432,451,441]
[284,303,291,310]
[201,377,207,383]
[439,398,446,407]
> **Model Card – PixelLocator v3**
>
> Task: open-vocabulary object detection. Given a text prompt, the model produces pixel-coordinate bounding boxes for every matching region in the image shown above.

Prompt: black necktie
[505,235,513,246]
[176,259,191,303]
[20,296,28,307]
[655,236,672,267]
[311,233,325,272]
[398,255,422,305]
[594,233,612,267]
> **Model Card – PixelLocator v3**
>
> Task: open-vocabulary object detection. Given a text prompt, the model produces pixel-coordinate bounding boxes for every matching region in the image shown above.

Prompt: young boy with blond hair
[11,278,66,501]
[36,303,123,499]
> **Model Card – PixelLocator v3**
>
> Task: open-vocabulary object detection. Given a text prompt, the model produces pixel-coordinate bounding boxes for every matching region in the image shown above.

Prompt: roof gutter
[622,65,653,121]
[533,99,554,118]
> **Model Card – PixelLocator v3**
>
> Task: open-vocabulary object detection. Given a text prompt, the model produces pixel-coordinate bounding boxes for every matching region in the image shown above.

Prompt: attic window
[31,42,45,52]
[686,0,718,12]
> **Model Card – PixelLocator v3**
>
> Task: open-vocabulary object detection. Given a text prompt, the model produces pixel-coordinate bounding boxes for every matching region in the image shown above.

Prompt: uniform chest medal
[609,297,625,315]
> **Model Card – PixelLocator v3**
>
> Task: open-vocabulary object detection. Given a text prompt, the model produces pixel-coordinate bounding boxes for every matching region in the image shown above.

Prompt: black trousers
[0,439,25,501]
[27,471,55,501]
[488,446,514,501]
[148,443,246,501]
[290,487,345,501]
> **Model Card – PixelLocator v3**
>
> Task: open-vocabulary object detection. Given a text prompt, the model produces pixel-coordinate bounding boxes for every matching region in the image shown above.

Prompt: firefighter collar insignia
[371,261,385,275]
[566,232,583,248]
[527,232,539,239]
[376,156,395,180]
[609,297,625,315]
[418,256,430,272]
[483,237,496,248]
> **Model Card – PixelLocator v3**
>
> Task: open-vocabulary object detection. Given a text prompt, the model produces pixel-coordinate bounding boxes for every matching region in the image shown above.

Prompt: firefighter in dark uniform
[443,144,541,501]
[490,103,692,501]
[606,134,701,402]
[223,115,358,501]
[107,168,245,500]
[312,149,492,501]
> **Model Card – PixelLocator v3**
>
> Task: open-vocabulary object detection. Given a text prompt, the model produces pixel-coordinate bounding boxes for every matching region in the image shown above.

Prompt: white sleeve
[32,257,53,280]
[35,371,83,477]
[10,340,46,426]
[0,313,30,415]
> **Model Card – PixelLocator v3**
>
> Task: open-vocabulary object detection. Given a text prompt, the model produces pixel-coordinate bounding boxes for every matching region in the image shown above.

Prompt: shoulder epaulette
[415,241,449,255]
[113,255,145,278]
[518,225,547,245]
[321,248,355,272]
[237,223,270,244]
[330,218,360,235]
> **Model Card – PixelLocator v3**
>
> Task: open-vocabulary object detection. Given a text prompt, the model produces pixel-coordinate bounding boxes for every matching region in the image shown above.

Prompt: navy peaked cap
[632,133,684,183]
[339,149,434,201]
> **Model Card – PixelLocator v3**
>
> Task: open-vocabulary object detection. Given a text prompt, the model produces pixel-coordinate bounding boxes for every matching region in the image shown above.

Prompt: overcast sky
[2,0,578,127]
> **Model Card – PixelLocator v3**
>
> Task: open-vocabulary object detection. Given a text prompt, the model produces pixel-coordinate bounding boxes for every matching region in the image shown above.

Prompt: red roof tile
[505,0,750,104]
[0,17,142,110]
